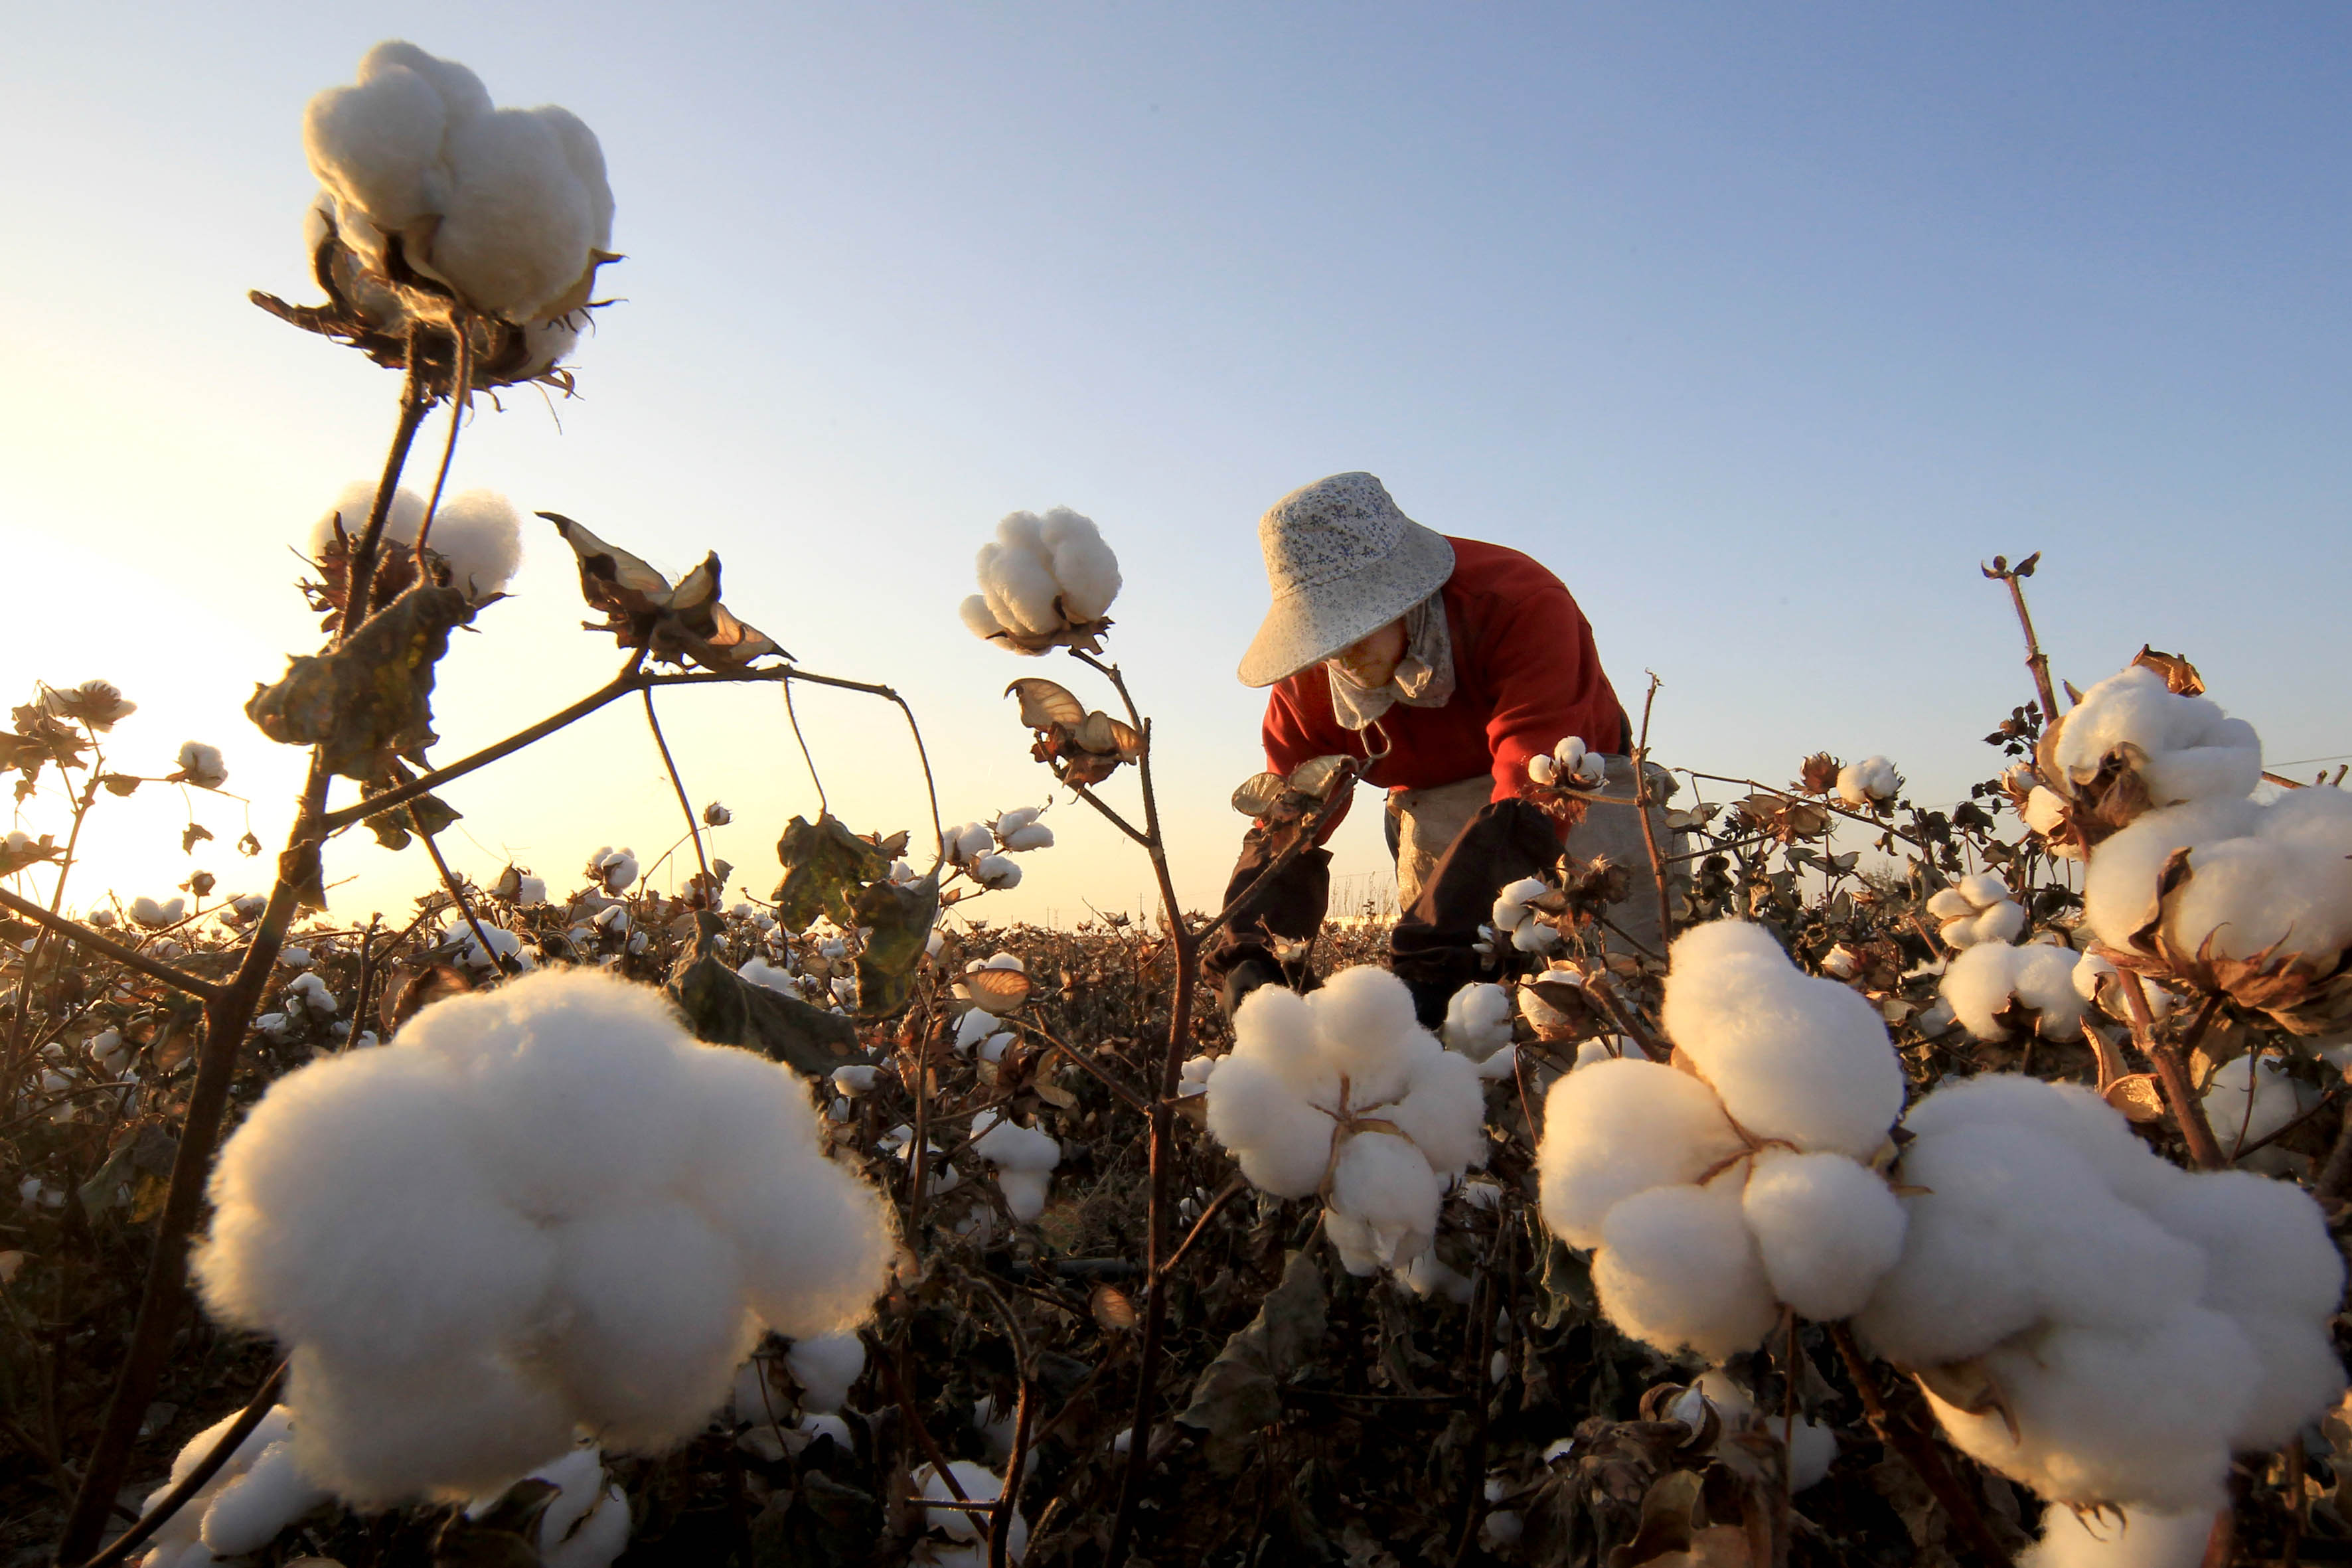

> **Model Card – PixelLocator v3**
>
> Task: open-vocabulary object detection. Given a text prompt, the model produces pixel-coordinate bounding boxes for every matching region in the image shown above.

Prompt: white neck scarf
[1328,593,1456,731]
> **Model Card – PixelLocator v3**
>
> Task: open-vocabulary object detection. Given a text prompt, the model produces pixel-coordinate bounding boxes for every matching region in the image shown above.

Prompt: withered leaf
[965,967,1032,1016]
[667,911,865,1078]
[181,823,214,854]
[100,773,141,797]
[1091,1282,1138,1331]
[1176,1247,1326,1469]
[246,584,474,781]
[772,814,889,933]
[1006,678,1087,732]
[851,871,939,1020]
[362,764,462,851]
[378,961,474,1035]
[544,513,788,671]
[1231,771,1287,818]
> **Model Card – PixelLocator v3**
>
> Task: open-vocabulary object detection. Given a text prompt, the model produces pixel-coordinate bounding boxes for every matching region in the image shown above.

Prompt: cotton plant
[970,1109,1061,1221]
[941,806,1054,893]
[1853,1073,2347,1512]
[1926,872,2025,949]
[133,1405,331,1568]
[1203,966,1490,1280]
[1488,876,1563,955]
[1526,735,1607,789]
[303,42,615,333]
[131,897,187,930]
[191,968,898,1502]
[309,480,524,600]
[957,507,1122,655]
[1535,919,1910,1359]
[1834,755,1901,807]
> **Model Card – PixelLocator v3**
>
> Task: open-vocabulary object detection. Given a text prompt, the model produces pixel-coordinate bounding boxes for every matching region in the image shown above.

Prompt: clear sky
[4,3,2347,931]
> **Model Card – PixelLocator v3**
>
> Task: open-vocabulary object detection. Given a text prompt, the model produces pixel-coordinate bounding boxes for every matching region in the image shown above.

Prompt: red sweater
[1261,536,1626,840]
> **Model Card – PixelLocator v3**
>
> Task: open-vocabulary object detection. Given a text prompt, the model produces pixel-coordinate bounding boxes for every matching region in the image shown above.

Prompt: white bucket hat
[1237,473,1456,688]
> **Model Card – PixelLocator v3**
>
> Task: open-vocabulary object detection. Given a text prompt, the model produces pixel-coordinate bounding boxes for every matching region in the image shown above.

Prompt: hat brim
[1237,522,1456,688]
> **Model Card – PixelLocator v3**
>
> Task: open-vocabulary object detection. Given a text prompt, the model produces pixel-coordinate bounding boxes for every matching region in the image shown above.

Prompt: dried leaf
[668,911,866,1078]
[1176,1248,1326,1469]
[246,584,474,781]
[1005,678,1086,732]
[181,823,213,854]
[965,967,1032,1016]
[1231,772,1287,818]
[851,871,939,1020]
[542,513,788,670]
[2130,645,2205,696]
[1090,1282,1137,1331]
[772,814,888,933]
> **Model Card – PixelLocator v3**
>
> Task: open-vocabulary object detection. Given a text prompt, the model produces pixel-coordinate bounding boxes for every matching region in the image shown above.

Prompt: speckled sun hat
[1237,473,1456,688]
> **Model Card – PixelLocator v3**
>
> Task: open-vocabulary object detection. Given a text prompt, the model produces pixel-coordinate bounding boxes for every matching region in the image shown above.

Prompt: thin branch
[641,688,710,884]
[781,678,829,819]
[410,315,471,573]
[1826,1322,2014,1568]
[0,889,220,1002]
[1014,1020,1151,1115]
[341,331,437,629]
[2104,963,2225,1170]
[1631,672,1674,947]
[1153,1172,1248,1283]
[416,814,505,976]
[74,1360,287,1568]
[1982,554,2061,725]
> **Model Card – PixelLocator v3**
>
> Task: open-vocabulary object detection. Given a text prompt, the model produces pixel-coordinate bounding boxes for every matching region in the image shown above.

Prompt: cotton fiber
[175,742,230,790]
[961,508,1123,651]
[465,1445,631,1568]
[306,42,614,324]
[1593,1180,1780,1361]
[1203,966,1490,1280]
[913,1460,1028,1565]
[971,1109,1061,1221]
[1489,876,1562,954]
[1528,736,1607,788]
[1926,873,2027,950]
[192,968,896,1502]
[2021,1505,2214,1568]
[134,1405,331,1566]
[1940,940,2091,1040]
[784,1332,866,1414]
[309,481,522,599]
[2052,666,2261,809]
[1836,755,1901,806]
[1441,983,1514,1061]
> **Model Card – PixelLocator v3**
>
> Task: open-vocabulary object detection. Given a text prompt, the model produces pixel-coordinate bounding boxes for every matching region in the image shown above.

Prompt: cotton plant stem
[965,1273,1036,1568]
[1825,1322,2013,1568]
[410,317,471,574]
[1153,1173,1248,1283]
[641,688,711,884]
[0,890,219,1002]
[878,1347,969,1503]
[1984,557,2061,726]
[5,763,103,1074]
[1632,674,1674,948]
[340,337,437,630]
[75,1360,288,1568]
[2108,967,2225,1170]
[415,817,503,975]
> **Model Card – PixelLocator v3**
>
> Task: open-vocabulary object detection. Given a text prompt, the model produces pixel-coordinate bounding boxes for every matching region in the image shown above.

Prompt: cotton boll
[2022,1505,2214,1568]
[1528,753,1558,785]
[426,489,522,596]
[2053,666,2262,808]
[975,526,1062,637]
[959,594,1006,640]
[176,742,229,789]
[289,1344,577,1505]
[1660,918,1905,1160]
[304,60,451,234]
[1787,1419,1838,1492]
[971,855,1022,890]
[1226,984,1340,1105]
[1837,756,1901,806]
[2201,1054,2316,1164]
[429,108,597,319]
[740,956,797,996]
[1202,1057,1336,1198]
[1536,1057,1745,1248]
[1402,1251,1476,1304]
[1326,1133,1443,1275]
[2120,785,2352,971]
[1594,1180,1780,1360]
[1942,943,2091,1042]
[530,104,613,251]
[999,823,1054,852]
[1739,1149,1907,1320]
[198,1437,331,1555]
[2082,799,2261,954]
[1036,506,1121,621]
[785,1333,866,1414]
[915,1460,1020,1545]
[1307,964,1431,1107]
[1386,1048,1488,1176]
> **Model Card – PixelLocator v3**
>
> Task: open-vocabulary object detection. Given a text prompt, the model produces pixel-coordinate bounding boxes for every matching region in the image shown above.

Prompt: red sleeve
[1261,678,1358,843]
[1466,576,1624,805]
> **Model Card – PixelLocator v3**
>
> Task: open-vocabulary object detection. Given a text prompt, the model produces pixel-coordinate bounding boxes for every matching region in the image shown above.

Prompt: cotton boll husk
[2144,1170,2347,1448]
[1739,1149,1907,1320]
[1226,983,1340,1105]
[1036,506,1121,621]
[1308,964,1432,1107]
[1204,1058,1335,1197]
[2082,799,2262,953]
[426,489,522,595]
[199,1438,331,1555]
[1327,1131,1443,1273]
[785,1333,866,1414]
[1536,1057,1745,1249]
[1660,919,1905,1160]
[2022,1505,2214,1568]
[546,1202,757,1447]
[430,109,596,319]
[1387,1048,1489,1176]
[1931,1307,2255,1510]
[194,1046,555,1367]
[287,1344,576,1504]
[1593,1180,1780,1360]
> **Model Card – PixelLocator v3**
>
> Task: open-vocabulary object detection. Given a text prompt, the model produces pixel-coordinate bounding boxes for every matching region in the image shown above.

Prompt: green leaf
[851,872,938,1020]
[771,815,888,933]
[666,911,866,1079]
[244,584,473,782]
[1176,1247,1326,1472]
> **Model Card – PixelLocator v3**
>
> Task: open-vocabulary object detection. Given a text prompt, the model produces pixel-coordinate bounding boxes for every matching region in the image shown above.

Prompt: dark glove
[1389,799,1562,1024]
[1202,823,1331,1013]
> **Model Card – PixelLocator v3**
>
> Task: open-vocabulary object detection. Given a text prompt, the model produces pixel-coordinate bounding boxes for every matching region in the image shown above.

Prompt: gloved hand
[1202,822,1331,1020]
[1389,799,1563,1023]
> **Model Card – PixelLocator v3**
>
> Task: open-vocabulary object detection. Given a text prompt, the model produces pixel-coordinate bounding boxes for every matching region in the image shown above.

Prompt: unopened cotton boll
[1836,755,1901,806]
[1658,919,1905,1160]
[1926,873,2027,949]
[1536,1056,1745,1249]
[193,968,895,1502]
[785,1332,866,1414]
[1594,1180,1780,1360]
[2053,666,2261,809]
[1738,1149,1907,1320]
[1941,941,2091,1041]
[1441,982,1514,1061]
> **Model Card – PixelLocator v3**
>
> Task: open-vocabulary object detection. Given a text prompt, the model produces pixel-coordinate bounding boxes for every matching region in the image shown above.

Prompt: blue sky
[4,3,2346,926]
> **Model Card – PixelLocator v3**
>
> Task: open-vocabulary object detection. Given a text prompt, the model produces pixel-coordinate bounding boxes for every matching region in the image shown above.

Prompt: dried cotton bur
[191,968,896,1503]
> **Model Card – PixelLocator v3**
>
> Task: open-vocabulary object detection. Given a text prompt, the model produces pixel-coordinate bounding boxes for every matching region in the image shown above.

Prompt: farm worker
[1206,471,1675,1026]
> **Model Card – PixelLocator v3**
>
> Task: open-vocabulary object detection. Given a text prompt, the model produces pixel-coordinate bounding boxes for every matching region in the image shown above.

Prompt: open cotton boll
[915,1460,1026,1549]
[1942,942,2091,1041]
[959,595,1006,640]
[1385,1048,1489,1177]
[1228,982,1341,1103]
[311,481,428,562]
[2053,666,2262,808]
[137,1405,321,1563]
[1658,919,1905,1160]
[176,741,229,790]
[424,489,523,596]
[2081,799,2258,953]
[1593,1180,1780,1360]
[1202,1057,1335,1198]
[785,1333,866,1414]
[1536,1057,1745,1248]
[1927,873,2027,949]
[2201,1054,2317,1166]
[1306,964,1433,1108]
[973,1113,1060,1221]
[976,526,1063,638]
[1739,1149,1907,1321]
[287,1344,578,1504]
[1836,755,1901,806]
[740,955,796,996]
[2021,1505,2215,1568]
[1036,506,1121,621]
[1324,1133,1443,1276]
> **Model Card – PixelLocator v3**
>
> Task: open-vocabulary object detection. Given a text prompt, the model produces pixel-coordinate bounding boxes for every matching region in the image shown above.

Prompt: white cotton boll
[973,1396,1018,1460]
[1659,919,1905,1160]
[2201,1054,2316,1164]
[430,109,596,320]
[362,40,494,123]
[1326,1132,1444,1275]
[1594,1180,1780,1360]
[740,956,797,996]
[425,490,522,596]
[1037,506,1121,621]
[1441,983,1515,1062]
[1227,983,1340,1106]
[2053,666,2261,808]
[2023,785,2073,841]
[1528,753,1558,785]
[1491,876,1548,934]
[1512,920,1562,954]
[959,594,1006,640]
[2021,1505,2214,1568]
[1930,1307,2254,1510]
[953,1008,997,1054]
[287,1344,576,1506]
[915,1460,1016,1543]
[1536,1057,1745,1249]
[971,855,1022,890]
[1402,1251,1476,1304]
[1177,1054,1218,1097]
[2088,791,2352,971]
[2081,799,2256,951]
[832,1065,880,1097]
[198,1437,331,1555]
[951,824,997,864]
[975,526,1063,638]
[1942,943,2089,1041]
[132,896,186,929]
[1739,1149,1907,1321]
[994,1169,1052,1222]
[1204,1059,1336,1198]
[311,481,427,560]
[304,60,451,234]
[530,103,613,250]
[1788,1419,1838,1492]
[1836,756,1901,806]
[1307,964,1433,1108]
[177,742,229,789]
[785,1333,865,1414]
[514,874,548,907]
[1387,1048,1488,1176]
[1000,823,1054,852]
[545,1202,757,1447]
[973,1116,1059,1174]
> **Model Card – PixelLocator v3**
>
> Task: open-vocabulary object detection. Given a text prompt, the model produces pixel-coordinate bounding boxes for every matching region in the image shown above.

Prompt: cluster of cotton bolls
[953,1006,1018,1066]
[728,1334,863,1464]
[1526,735,1607,789]
[1834,755,1901,807]
[304,42,613,327]
[2047,666,2262,815]
[1854,1073,2346,1512]
[1486,877,1561,955]
[583,846,639,896]
[1536,919,1909,1359]
[309,481,523,599]
[957,508,1122,651]
[1928,872,2025,949]
[1204,966,1489,1279]
[911,1460,1027,1566]
[942,806,1054,891]
[1938,938,2096,1042]
[969,1109,1061,1221]
[191,968,896,1503]
[130,897,187,931]
[133,1405,331,1568]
